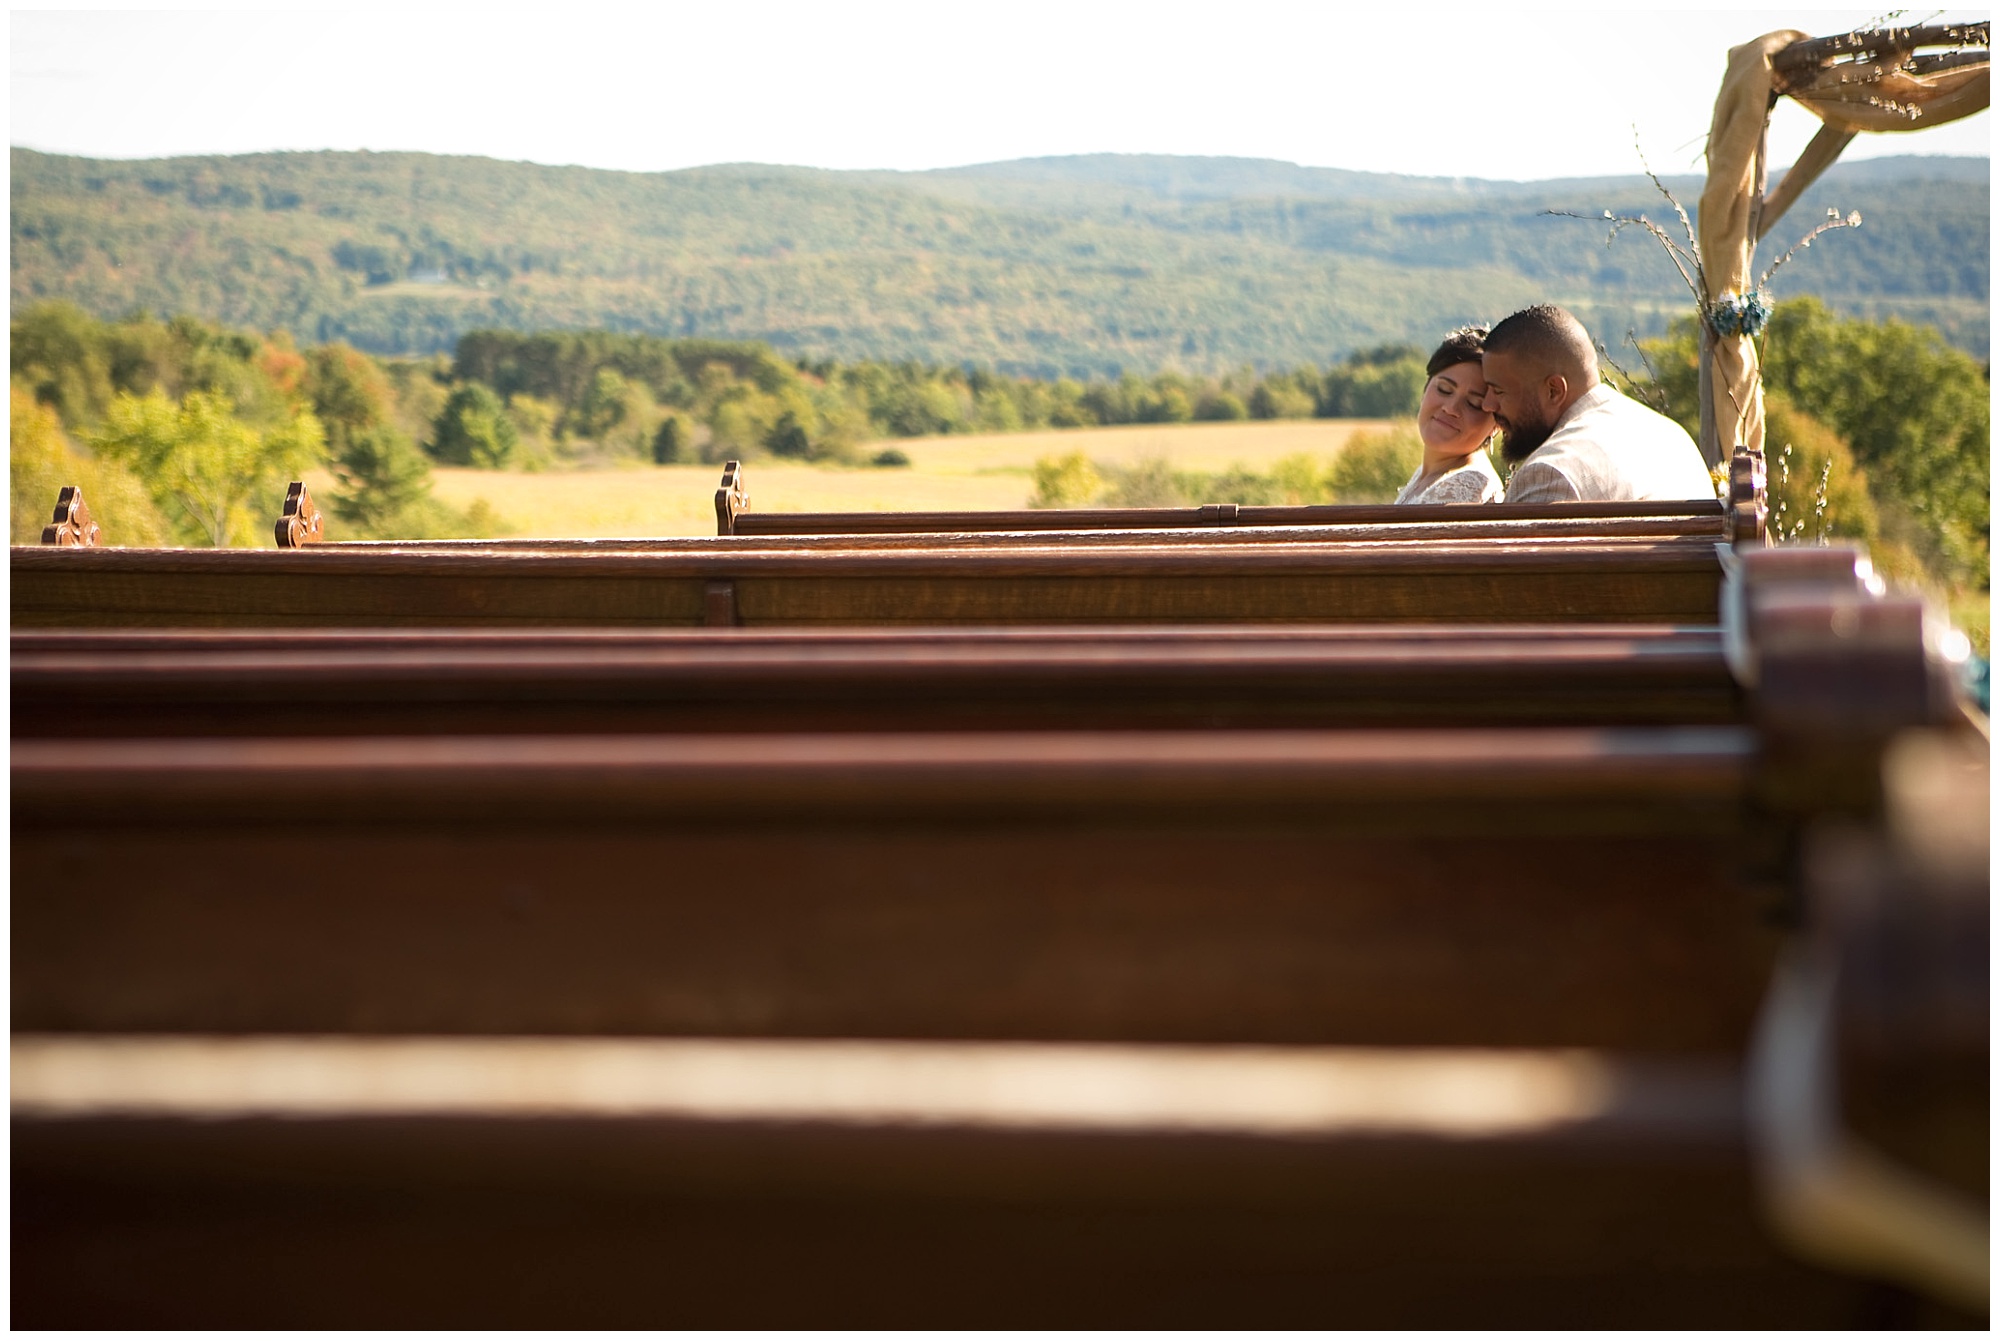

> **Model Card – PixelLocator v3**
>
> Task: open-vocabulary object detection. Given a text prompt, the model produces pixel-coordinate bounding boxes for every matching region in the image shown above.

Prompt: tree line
[8,298,1987,610]
[9,302,1433,543]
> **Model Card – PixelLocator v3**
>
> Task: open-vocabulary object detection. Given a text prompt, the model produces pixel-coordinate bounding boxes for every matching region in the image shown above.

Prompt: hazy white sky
[9,5,1992,181]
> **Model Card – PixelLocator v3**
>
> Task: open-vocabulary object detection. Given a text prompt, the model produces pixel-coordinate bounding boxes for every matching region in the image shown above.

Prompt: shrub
[1327,423,1422,503]
[1028,450,1101,508]
[1099,456,1183,507]
[1271,452,1334,504]
[871,448,912,468]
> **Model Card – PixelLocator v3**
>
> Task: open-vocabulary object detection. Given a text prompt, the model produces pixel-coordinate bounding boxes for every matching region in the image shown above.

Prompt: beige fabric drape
[1790,57,1991,133]
[1699,29,1990,461]
[1698,31,1806,459]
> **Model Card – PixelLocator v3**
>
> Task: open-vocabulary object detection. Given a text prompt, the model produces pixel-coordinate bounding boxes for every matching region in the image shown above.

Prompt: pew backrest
[11,536,1728,628]
[712,456,1760,541]
[13,623,1741,737]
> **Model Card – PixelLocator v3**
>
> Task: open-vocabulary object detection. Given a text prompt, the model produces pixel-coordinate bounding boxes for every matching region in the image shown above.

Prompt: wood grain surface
[13,728,1767,1046]
[13,625,1741,736]
[12,538,1725,627]
[726,497,1728,536]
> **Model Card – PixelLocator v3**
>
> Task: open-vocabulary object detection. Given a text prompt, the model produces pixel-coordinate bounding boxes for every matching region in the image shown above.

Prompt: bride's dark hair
[1425,326,1488,379]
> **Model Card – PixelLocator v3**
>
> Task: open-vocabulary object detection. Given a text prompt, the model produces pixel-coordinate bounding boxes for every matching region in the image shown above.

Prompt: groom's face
[1481,350,1556,462]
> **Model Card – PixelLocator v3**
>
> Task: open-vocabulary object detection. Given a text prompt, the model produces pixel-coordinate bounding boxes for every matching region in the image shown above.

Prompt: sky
[9,5,1992,183]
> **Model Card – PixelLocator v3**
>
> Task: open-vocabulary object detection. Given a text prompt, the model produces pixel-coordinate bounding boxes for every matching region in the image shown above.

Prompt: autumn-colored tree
[304,343,394,449]
[257,336,308,402]
[9,386,171,545]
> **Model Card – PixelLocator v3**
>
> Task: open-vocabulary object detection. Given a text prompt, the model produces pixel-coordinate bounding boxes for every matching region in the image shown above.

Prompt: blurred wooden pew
[13,723,1768,1047]
[13,622,1740,737]
[14,1035,1898,1330]
[13,536,1982,1327]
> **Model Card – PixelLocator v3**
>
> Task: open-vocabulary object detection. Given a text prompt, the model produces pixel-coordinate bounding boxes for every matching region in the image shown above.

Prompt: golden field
[415,419,1396,538]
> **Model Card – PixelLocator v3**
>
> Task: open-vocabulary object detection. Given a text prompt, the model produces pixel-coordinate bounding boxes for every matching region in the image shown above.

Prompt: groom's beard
[1497,412,1554,462]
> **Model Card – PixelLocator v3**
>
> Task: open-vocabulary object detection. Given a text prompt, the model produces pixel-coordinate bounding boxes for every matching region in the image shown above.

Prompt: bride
[1395,327,1503,505]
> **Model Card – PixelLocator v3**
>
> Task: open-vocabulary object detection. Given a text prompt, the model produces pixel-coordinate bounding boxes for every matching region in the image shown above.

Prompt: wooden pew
[14,1035,1908,1329]
[709,457,1764,542]
[11,549,1982,1327]
[13,534,1728,628]
[14,623,1741,737]
[280,461,1744,547]
[11,548,1915,1049]
[315,511,1731,550]
[10,733,1971,1326]
[17,708,1977,1329]
[15,724,1769,1047]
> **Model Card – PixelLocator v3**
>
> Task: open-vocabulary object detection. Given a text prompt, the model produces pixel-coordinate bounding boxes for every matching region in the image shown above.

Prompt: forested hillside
[12,148,1988,370]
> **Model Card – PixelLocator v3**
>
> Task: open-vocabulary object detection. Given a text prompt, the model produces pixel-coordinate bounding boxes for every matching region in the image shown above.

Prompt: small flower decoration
[1705,289,1773,339]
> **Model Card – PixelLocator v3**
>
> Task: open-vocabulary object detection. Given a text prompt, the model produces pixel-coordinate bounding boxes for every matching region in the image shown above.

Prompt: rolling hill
[11,147,1988,370]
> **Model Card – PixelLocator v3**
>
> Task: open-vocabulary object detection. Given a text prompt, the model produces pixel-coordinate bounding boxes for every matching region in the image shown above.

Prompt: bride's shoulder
[1418,462,1503,505]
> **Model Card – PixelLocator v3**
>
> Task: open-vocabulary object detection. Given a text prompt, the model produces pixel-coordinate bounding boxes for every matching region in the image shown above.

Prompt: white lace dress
[1394,453,1504,505]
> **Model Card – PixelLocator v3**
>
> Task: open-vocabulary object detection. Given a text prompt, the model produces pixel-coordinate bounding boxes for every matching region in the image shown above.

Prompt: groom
[1479,304,1715,503]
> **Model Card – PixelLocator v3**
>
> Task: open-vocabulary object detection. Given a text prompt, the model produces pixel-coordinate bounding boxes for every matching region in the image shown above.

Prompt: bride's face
[1417,360,1494,457]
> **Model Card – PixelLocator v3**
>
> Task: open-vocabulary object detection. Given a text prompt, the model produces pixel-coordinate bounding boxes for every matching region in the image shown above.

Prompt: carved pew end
[40,486,101,547]
[1729,445,1768,547]
[715,462,749,536]
[275,482,325,549]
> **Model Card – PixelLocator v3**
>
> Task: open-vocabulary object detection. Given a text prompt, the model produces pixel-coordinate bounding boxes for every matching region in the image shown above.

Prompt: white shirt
[1503,383,1716,504]
[1395,451,1503,505]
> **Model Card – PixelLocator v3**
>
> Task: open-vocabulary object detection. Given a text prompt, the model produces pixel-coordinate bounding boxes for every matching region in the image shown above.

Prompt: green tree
[1645,299,1990,589]
[428,382,519,468]
[653,414,691,463]
[91,389,323,546]
[706,387,783,461]
[1249,380,1315,419]
[1195,391,1249,421]
[573,366,630,439]
[328,426,437,535]
[11,302,117,426]
[765,410,813,459]
[1760,299,1988,588]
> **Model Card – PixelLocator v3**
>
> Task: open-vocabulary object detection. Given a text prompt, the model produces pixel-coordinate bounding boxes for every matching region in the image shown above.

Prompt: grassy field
[421,419,1395,538]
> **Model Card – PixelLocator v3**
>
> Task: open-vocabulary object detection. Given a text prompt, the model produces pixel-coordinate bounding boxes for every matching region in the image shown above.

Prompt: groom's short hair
[1485,304,1598,384]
